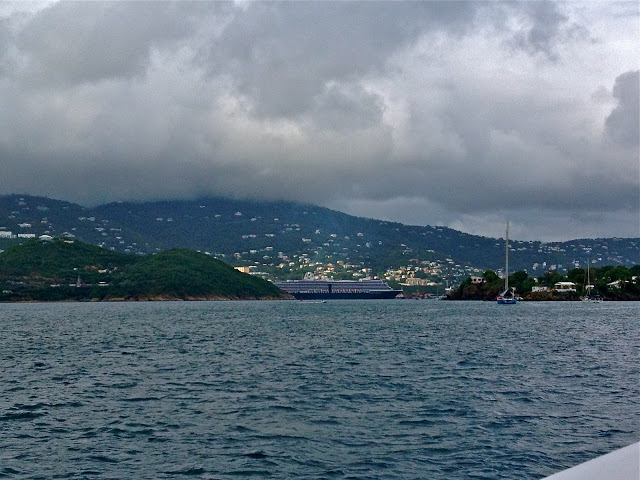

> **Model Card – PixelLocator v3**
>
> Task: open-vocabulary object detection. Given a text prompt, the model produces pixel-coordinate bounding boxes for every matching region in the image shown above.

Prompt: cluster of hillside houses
[0,229,54,242]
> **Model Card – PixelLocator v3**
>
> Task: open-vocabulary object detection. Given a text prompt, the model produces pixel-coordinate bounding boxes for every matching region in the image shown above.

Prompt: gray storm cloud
[605,70,640,147]
[0,0,637,241]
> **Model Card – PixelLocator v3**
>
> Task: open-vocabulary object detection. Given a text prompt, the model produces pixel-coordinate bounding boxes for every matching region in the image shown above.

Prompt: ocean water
[0,300,637,479]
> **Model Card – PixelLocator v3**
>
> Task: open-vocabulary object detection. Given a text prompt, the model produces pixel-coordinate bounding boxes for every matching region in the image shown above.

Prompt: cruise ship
[274,272,402,300]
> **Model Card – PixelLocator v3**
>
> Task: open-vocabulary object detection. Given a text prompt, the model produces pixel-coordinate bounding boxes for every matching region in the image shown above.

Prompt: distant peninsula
[0,238,289,302]
[447,267,640,301]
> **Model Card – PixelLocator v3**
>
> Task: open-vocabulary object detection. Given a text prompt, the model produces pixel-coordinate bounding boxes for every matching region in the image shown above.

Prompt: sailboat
[497,221,517,304]
[582,260,601,303]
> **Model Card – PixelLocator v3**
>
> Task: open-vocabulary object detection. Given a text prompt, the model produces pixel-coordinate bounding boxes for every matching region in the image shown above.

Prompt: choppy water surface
[1,300,638,479]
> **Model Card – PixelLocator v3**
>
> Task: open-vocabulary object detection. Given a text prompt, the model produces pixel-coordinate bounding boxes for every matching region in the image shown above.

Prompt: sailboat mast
[505,221,509,291]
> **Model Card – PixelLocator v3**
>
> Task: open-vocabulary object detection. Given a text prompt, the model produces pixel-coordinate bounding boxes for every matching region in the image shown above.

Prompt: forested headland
[448,266,640,301]
[0,238,288,302]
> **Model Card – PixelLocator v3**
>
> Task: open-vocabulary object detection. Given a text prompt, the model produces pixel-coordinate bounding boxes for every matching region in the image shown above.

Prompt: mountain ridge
[1,194,637,284]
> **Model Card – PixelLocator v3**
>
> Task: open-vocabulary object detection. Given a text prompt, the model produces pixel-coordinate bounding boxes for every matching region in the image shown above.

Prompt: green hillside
[448,265,640,301]
[0,238,287,301]
[113,248,285,299]
[1,195,638,288]
[0,238,135,279]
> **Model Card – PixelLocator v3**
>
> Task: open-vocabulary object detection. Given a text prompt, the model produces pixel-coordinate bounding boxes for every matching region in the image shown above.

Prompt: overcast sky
[0,1,637,241]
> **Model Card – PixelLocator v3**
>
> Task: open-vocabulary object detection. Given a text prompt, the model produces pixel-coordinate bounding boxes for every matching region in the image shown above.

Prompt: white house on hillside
[554,281,576,292]
[531,286,548,292]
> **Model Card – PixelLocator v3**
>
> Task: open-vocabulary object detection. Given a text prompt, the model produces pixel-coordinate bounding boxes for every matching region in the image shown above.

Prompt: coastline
[0,295,292,303]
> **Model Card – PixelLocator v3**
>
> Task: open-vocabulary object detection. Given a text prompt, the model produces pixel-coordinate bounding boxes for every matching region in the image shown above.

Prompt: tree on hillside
[567,268,586,285]
[509,270,535,294]
[537,270,564,288]
[483,270,499,282]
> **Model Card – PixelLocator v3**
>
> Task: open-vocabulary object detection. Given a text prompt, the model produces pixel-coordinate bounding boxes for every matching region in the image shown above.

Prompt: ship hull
[289,290,402,300]
[275,277,402,300]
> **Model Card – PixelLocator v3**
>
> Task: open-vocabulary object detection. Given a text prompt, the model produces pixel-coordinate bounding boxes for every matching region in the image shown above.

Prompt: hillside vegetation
[1,195,638,285]
[449,265,640,301]
[0,239,287,302]
[114,248,284,299]
[0,237,134,279]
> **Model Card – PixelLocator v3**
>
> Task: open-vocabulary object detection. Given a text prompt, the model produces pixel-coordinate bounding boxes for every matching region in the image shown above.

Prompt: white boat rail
[541,442,639,480]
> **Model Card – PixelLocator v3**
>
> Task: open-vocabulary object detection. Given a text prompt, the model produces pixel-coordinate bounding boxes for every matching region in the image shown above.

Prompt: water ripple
[0,300,637,479]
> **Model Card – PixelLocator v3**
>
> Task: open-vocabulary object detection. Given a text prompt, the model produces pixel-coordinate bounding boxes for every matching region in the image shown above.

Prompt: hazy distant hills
[0,194,638,277]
